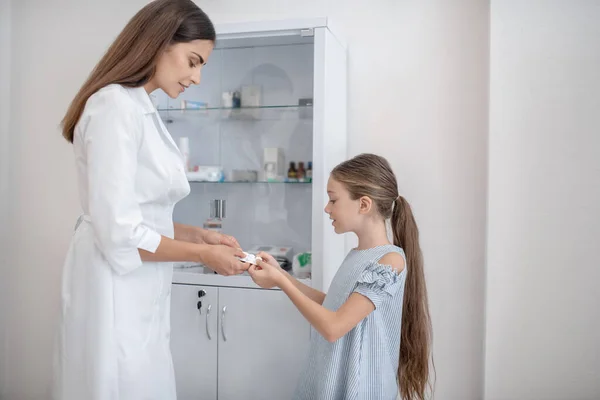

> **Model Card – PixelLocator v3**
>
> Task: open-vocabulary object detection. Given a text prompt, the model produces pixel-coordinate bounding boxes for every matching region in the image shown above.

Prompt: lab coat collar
[124,86,182,158]
[126,86,157,115]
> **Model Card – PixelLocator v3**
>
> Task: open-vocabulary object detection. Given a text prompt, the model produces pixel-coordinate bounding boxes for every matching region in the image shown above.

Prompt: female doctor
[52,1,246,399]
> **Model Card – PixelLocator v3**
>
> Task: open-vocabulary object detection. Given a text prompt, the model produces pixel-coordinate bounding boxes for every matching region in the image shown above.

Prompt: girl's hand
[248,255,286,289]
[256,251,284,270]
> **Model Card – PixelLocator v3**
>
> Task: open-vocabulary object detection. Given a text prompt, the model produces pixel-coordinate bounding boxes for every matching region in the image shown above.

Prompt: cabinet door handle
[221,306,227,342]
[206,304,212,340]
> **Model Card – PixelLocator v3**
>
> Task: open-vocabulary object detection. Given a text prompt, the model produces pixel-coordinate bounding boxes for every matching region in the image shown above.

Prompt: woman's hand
[202,230,241,249]
[199,245,248,276]
[248,252,287,289]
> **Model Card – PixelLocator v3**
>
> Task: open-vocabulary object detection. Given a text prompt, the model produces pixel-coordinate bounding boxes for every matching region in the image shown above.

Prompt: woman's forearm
[173,222,204,244]
[139,235,208,263]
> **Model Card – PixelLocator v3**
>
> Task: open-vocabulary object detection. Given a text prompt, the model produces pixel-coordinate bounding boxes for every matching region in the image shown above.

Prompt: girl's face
[324,177,362,234]
[151,39,214,98]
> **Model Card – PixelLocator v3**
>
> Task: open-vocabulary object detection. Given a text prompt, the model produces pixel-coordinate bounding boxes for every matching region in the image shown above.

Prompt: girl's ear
[358,196,373,215]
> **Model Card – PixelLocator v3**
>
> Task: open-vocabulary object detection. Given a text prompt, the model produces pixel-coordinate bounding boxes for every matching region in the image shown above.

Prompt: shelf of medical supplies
[158,104,313,122]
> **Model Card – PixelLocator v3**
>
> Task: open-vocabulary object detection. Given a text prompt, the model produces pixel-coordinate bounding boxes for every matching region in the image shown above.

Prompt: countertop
[173,265,312,290]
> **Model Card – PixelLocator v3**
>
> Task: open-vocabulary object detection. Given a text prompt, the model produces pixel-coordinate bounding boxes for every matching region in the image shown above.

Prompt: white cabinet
[217,287,310,400]
[170,284,218,399]
[170,283,310,400]
[168,17,346,400]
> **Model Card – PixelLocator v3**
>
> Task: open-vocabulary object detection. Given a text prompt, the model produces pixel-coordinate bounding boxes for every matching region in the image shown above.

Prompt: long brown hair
[331,153,434,400]
[61,0,216,143]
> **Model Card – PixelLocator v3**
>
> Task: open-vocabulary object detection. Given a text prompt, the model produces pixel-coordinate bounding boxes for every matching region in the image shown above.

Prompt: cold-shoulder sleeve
[353,262,405,308]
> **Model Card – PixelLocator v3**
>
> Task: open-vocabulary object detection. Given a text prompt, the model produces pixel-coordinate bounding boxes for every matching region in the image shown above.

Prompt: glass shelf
[187,180,312,184]
[158,104,313,122]
[158,104,310,112]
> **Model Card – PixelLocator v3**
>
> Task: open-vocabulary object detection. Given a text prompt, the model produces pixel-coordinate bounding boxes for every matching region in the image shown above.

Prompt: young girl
[248,153,433,400]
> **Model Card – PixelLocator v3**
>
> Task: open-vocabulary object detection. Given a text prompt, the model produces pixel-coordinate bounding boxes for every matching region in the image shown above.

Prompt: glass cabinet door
[158,34,315,255]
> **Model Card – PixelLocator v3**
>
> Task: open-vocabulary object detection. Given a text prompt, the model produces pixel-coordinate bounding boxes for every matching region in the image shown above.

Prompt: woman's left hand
[248,258,286,289]
[202,230,241,249]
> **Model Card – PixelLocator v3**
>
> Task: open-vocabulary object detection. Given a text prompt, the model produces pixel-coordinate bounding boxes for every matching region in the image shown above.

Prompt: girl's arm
[279,279,374,342]
[250,252,405,342]
[255,251,326,305]
[281,270,327,305]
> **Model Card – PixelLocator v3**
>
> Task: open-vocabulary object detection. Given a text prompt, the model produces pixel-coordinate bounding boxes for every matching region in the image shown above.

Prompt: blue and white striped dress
[293,244,408,400]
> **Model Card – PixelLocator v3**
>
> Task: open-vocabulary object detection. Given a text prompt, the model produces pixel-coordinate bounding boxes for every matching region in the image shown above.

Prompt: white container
[263,147,284,181]
[186,166,225,182]
[221,91,234,108]
[178,137,190,172]
[292,252,312,279]
[241,85,261,107]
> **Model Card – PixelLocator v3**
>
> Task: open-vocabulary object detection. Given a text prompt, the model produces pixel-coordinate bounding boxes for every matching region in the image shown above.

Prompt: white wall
[0,0,12,397]
[3,0,489,399]
[212,5,490,400]
[485,1,600,400]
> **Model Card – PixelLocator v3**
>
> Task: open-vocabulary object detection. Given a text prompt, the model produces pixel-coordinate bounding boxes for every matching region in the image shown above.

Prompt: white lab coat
[53,84,190,400]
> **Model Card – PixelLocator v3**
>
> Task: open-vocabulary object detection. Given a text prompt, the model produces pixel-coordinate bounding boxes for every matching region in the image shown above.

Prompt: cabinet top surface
[173,266,312,289]
[215,17,328,36]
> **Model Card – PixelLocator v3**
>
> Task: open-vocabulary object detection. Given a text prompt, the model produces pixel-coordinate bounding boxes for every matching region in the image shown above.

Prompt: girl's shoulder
[348,244,405,263]
[352,246,407,308]
[348,244,407,285]
[377,249,406,275]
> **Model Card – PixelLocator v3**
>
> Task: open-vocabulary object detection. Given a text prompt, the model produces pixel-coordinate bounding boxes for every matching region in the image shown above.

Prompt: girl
[249,153,433,400]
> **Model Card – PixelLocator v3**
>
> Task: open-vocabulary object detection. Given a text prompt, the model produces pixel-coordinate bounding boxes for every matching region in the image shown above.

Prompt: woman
[53,1,246,399]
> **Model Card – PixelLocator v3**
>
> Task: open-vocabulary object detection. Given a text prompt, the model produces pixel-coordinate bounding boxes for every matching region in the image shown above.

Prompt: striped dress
[293,244,408,400]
